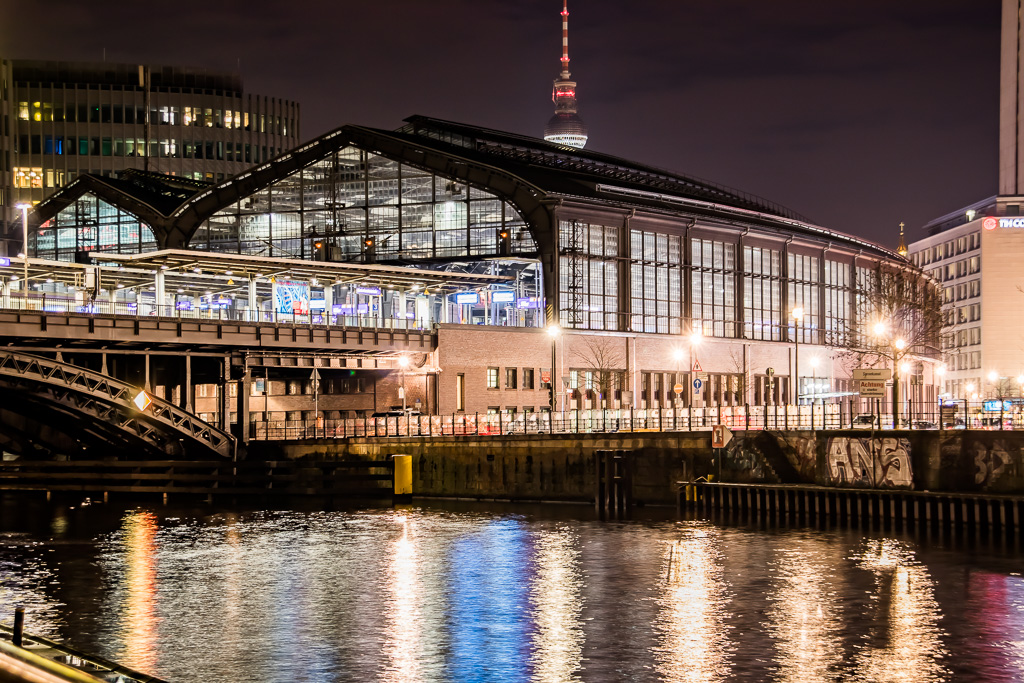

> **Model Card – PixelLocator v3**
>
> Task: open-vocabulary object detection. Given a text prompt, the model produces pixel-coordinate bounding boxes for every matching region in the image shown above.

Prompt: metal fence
[250,402,1021,440]
[0,293,433,330]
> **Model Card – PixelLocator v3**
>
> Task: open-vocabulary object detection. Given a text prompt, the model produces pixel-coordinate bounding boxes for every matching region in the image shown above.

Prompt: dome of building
[544,112,589,148]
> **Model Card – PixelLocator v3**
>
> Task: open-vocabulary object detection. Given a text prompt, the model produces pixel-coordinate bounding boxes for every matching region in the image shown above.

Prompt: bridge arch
[0,351,236,460]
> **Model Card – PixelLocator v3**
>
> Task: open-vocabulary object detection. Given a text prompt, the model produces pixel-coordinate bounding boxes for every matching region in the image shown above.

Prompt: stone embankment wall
[251,429,1024,504]
[723,430,1024,493]
[251,432,711,506]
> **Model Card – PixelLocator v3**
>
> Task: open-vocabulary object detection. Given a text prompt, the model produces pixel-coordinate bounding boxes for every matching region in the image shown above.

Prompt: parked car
[852,414,879,429]
[911,420,938,430]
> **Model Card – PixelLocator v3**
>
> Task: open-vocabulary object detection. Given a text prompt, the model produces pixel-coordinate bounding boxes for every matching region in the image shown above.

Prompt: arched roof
[29,115,903,262]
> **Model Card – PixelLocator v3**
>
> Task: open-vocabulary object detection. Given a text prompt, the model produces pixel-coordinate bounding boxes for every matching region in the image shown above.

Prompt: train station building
[10,115,939,431]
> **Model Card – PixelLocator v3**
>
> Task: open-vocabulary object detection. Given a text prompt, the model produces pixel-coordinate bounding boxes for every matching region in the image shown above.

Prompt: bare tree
[571,336,626,407]
[835,263,943,421]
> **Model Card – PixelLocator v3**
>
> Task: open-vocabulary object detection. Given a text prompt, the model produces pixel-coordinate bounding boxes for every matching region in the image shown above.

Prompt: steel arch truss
[0,351,236,459]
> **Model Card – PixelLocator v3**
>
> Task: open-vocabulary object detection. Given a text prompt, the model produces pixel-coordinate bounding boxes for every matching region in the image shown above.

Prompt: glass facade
[559,220,619,330]
[33,194,157,260]
[743,245,783,341]
[629,229,682,334]
[193,147,536,261]
[692,238,736,337]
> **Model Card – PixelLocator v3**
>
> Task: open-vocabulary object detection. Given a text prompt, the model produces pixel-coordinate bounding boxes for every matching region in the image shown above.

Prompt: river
[0,497,1021,682]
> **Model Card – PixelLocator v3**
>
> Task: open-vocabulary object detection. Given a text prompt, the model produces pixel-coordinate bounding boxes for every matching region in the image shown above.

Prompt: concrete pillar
[235,361,251,443]
[155,270,166,315]
[324,284,334,323]
[248,277,258,322]
[144,353,151,391]
[219,356,230,432]
[185,353,194,413]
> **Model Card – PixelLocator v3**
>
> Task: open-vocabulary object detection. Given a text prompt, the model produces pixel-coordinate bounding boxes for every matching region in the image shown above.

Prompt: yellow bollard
[393,454,413,498]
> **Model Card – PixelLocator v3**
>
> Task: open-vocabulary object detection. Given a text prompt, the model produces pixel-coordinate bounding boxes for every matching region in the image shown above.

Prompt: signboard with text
[858,379,887,398]
[853,368,892,381]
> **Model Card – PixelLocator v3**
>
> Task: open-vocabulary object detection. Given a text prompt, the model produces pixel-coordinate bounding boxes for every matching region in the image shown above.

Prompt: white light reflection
[653,523,731,682]
[528,526,584,682]
[765,545,844,682]
[853,539,948,681]
[383,513,423,683]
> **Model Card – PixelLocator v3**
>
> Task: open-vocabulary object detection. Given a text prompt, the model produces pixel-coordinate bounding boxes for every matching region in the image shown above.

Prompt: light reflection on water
[764,540,844,682]
[653,523,731,682]
[0,502,1022,682]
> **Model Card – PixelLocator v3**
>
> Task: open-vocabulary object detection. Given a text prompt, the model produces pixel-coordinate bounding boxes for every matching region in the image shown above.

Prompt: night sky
[3,0,1001,248]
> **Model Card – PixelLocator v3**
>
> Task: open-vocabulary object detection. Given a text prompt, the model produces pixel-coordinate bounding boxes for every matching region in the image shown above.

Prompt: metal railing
[0,293,435,331]
[251,402,1021,440]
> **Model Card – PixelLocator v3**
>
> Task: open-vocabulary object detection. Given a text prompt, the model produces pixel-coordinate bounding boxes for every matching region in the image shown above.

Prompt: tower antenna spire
[560,0,570,76]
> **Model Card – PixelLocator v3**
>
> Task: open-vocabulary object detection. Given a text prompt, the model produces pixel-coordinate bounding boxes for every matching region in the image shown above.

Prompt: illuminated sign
[0,258,10,267]
[986,217,1024,229]
[309,298,327,311]
[274,281,309,314]
[517,297,542,309]
[491,290,515,303]
[356,286,382,296]
[984,399,1013,411]
[454,292,479,305]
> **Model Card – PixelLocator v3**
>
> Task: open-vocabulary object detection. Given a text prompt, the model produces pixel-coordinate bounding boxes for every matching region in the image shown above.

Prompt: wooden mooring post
[681,482,1023,538]
[595,450,633,520]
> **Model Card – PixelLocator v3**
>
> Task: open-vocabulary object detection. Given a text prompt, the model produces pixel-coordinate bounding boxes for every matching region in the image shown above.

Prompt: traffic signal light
[547,385,555,411]
[497,228,511,256]
[312,239,326,261]
[363,237,376,263]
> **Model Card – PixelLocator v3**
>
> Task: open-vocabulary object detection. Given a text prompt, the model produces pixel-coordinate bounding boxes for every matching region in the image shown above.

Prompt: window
[743,245,783,341]
[629,228,682,334]
[559,220,621,331]
[692,238,737,338]
[487,367,499,389]
[456,373,465,411]
[522,368,535,390]
[505,367,517,389]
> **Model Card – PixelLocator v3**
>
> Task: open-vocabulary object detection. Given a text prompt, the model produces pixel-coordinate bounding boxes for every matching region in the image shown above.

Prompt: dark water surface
[0,497,1021,682]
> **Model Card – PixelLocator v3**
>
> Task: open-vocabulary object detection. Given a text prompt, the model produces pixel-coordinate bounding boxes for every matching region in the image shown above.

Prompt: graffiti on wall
[971,441,1013,486]
[826,437,913,488]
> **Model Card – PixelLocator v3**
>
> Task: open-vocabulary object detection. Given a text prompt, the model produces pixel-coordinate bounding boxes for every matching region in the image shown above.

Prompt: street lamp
[397,355,410,414]
[547,324,560,417]
[15,203,31,305]
[791,306,804,405]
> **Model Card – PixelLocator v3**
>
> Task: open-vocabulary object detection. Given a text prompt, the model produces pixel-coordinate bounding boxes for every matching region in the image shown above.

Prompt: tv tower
[543,0,588,148]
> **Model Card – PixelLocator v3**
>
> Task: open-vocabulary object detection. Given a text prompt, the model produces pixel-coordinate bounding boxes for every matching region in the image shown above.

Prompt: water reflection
[764,541,844,682]
[528,525,584,682]
[113,510,159,673]
[653,523,731,682]
[0,534,64,638]
[447,519,532,682]
[852,539,948,682]
[1,504,1022,682]
[384,514,423,682]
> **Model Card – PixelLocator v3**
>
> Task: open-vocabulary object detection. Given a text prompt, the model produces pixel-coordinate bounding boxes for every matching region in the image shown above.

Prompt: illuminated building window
[18,102,28,120]
[14,167,43,189]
